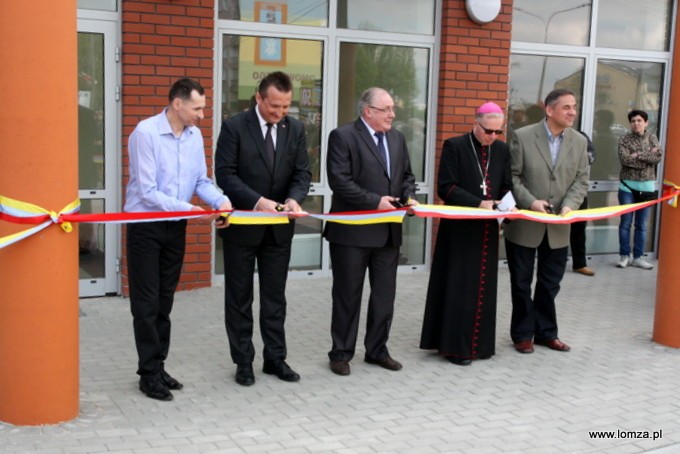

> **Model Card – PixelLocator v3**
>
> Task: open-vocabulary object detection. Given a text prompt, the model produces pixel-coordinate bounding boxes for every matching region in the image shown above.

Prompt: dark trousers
[505,234,568,343]
[569,197,589,269]
[328,242,399,362]
[222,227,291,365]
[127,221,187,376]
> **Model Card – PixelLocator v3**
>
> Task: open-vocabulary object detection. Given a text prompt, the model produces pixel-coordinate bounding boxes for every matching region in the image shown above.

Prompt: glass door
[77,19,119,296]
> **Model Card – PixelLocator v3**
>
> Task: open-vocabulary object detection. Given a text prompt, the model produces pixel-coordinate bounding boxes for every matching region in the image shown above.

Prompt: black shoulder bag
[620,180,658,203]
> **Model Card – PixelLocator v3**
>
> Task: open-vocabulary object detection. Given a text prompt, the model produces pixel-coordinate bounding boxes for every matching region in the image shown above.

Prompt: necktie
[265,123,275,167]
[375,132,389,176]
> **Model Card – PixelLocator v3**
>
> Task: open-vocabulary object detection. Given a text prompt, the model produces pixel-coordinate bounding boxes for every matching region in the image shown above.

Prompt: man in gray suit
[324,87,417,376]
[505,88,589,354]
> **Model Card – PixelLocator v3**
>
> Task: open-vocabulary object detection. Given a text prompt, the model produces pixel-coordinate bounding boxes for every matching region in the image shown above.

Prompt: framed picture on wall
[255,2,287,66]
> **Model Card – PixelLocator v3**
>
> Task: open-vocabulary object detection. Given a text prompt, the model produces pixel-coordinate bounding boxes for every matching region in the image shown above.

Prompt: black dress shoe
[235,363,255,386]
[160,370,183,390]
[263,360,300,382]
[447,357,472,366]
[364,355,403,371]
[329,360,350,376]
[139,375,173,401]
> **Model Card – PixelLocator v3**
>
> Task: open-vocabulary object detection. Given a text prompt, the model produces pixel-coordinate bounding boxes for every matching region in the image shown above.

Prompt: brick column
[0,1,79,424]
[433,0,512,234]
[652,5,680,347]
[121,0,216,295]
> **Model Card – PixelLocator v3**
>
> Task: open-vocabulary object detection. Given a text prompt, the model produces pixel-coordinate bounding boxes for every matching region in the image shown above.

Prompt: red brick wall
[117,0,514,293]
[433,0,513,238]
[120,0,215,295]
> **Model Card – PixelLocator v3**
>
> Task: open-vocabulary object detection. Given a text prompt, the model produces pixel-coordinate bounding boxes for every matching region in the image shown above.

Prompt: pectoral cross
[480,181,488,196]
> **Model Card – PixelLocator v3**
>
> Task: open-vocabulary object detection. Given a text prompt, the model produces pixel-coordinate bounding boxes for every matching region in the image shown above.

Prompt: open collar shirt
[124,108,228,213]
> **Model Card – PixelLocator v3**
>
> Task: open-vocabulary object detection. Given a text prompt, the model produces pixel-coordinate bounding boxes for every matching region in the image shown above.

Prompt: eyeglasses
[476,121,504,135]
[369,105,397,114]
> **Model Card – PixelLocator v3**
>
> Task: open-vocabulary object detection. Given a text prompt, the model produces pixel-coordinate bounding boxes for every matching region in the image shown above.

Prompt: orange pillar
[0,2,79,424]
[653,7,680,347]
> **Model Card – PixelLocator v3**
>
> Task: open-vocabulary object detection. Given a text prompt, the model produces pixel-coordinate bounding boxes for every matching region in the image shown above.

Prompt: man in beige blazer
[505,88,589,354]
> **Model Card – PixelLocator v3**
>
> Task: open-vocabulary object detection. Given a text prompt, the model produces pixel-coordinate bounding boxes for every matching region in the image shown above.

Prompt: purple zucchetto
[476,102,504,115]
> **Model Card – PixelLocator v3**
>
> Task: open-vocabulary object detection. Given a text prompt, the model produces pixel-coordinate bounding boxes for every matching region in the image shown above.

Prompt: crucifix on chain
[480,181,488,197]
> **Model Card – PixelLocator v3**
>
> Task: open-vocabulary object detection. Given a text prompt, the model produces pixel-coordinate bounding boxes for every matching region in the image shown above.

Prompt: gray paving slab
[1,257,679,453]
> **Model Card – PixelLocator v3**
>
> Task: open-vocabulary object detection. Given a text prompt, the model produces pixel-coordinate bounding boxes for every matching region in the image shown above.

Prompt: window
[338,43,430,181]
[596,0,672,51]
[337,0,435,35]
[219,0,329,27]
[216,1,437,277]
[77,0,117,11]
[512,1,592,46]
[220,34,323,181]
[508,54,585,130]
[591,60,664,181]
[510,0,673,259]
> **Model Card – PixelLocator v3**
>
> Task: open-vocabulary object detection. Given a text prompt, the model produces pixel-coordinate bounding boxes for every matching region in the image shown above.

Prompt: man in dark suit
[215,71,311,386]
[324,87,417,376]
[505,88,589,355]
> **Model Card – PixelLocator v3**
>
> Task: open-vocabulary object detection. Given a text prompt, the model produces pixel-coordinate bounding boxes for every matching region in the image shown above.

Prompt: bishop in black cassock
[420,102,512,365]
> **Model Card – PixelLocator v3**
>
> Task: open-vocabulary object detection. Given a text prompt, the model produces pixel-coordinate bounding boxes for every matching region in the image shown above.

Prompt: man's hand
[283,198,303,213]
[405,197,419,215]
[255,197,281,212]
[215,200,233,229]
[559,206,572,216]
[530,199,552,213]
[479,200,495,210]
[190,205,215,223]
[378,196,399,210]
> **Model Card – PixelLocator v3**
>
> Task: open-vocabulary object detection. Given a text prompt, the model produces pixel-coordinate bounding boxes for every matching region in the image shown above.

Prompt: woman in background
[616,109,663,270]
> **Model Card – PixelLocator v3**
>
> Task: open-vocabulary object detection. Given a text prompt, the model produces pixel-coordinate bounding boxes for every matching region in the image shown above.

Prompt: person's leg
[533,236,568,342]
[632,206,651,259]
[156,221,187,366]
[127,222,164,376]
[618,189,634,257]
[364,245,400,361]
[257,228,293,361]
[222,240,258,365]
[328,243,370,362]
[570,197,588,269]
[505,239,537,343]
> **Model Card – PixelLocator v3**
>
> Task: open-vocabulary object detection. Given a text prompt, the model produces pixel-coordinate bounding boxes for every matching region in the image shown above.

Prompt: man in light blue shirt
[125,78,231,401]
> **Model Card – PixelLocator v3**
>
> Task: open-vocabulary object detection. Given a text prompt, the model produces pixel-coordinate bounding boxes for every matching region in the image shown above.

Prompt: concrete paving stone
[335,447,375,454]
[3,265,680,453]
[148,437,192,449]
[105,440,154,451]
[61,446,114,454]
[131,449,181,454]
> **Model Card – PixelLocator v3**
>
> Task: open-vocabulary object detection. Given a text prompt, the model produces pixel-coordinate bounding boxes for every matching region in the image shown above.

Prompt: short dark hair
[628,109,648,122]
[544,88,575,108]
[257,71,293,98]
[168,78,204,102]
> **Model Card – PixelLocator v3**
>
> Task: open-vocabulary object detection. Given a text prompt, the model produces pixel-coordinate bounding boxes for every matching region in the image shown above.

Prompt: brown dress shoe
[535,338,571,352]
[329,360,350,376]
[364,356,403,371]
[573,266,595,276]
[514,340,534,354]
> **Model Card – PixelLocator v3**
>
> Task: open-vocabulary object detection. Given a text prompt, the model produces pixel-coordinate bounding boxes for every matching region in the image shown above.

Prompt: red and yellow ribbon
[2,183,680,250]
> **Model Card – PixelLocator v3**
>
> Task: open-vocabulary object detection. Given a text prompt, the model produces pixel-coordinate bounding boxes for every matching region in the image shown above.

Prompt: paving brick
[2,261,680,453]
